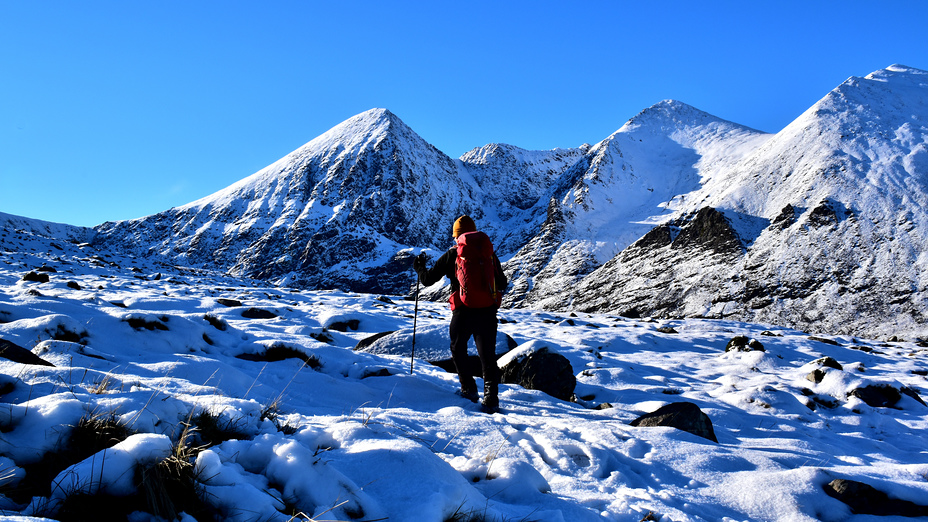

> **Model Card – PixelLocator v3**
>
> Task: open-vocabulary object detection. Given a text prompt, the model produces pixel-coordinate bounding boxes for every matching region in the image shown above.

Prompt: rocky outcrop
[824,478,928,517]
[629,402,718,443]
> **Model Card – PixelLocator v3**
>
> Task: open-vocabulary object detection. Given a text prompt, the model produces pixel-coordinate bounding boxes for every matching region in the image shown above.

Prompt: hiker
[413,215,507,412]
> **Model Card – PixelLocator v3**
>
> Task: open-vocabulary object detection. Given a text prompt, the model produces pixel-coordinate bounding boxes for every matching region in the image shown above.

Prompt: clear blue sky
[2,1,927,227]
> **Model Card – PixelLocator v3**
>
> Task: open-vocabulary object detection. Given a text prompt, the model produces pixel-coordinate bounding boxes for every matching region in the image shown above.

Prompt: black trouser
[449,306,499,394]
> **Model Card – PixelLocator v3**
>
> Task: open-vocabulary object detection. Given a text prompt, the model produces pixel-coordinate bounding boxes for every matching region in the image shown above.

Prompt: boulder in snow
[824,478,928,517]
[497,343,576,402]
[725,335,765,352]
[21,271,49,283]
[629,401,718,443]
[0,338,55,367]
[847,383,927,409]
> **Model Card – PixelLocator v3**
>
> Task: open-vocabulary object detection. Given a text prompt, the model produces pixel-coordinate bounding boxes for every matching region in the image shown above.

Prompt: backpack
[453,231,502,309]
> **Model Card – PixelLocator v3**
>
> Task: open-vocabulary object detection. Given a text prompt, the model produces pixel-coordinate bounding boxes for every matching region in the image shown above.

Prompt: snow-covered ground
[1,223,927,521]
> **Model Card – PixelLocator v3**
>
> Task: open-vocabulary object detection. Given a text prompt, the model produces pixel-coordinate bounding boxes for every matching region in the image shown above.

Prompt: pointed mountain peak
[864,64,927,83]
[792,64,928,135]
[617,99,762,136]
[295,108,423,158]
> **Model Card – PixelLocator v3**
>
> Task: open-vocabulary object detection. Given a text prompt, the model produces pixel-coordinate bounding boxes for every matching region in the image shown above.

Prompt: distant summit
[85,65,928,338]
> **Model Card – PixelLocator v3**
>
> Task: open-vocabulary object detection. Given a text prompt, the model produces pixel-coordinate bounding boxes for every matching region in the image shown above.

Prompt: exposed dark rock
[0,338,55,367]
[236,344,320,368]
[241,308,278,319]
[671,207,743,254]
[0,374,17,396]
[51,323,88,344]
[848,384,899,408]
[771,204,796,230]
[328,319,360,332]
[36,265,57,273]
[812,357,843,370]
[845,383,926,408]
[725,336,765,352]
[361,368,392,379]
[807,369,827,384]
[354,331,395,351]
[310,332,335,344]
[203,314,228,331]
[499,346,576,402]
[807,199,839,227]
[656,326,678,334]
[66,281,82,290]
[217,298,242,307]
[634,224,674,250]
[22,271,49,283]
[125,317,169,331]
[809,336,840,346]
[901,386,928,407]
[824,478,928,517]
[629,401,718,443]
[811,395,840,409]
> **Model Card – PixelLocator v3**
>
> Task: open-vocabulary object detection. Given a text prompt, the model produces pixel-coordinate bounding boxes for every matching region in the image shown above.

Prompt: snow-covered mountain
[81,64,928,339]
[93,109,475,294]
[562,65,928,339]
[0,212,93,246]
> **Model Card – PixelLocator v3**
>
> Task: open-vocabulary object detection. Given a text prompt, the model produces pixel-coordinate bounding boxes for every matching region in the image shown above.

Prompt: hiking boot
[458,387,479,403]
[482,381,499,410]
[481,403,500,414]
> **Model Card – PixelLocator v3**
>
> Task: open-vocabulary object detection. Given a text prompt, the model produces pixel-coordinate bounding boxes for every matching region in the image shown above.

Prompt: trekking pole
[410,272,421,375]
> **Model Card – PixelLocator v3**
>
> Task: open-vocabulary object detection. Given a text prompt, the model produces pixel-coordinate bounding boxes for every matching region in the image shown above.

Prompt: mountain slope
[94,109,475,292]
[503,100,771,308]
[85,65,928,338]
[563,65,928,338]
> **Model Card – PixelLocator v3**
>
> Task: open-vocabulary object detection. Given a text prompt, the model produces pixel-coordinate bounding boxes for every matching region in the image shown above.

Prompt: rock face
[87,65,928,339]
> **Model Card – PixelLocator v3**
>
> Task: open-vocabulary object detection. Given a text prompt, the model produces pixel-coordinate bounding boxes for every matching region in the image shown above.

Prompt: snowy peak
[615,99,766,141]
[564,65,928,338]
[783,64,928,146]
[620,99,734,132]
[298,108,434,161]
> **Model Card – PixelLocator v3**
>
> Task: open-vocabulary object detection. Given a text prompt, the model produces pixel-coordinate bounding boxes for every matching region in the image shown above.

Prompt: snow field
[1,226,927,521]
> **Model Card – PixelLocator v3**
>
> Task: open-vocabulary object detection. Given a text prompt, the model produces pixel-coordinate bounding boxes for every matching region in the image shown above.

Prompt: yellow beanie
[453,215,476,238]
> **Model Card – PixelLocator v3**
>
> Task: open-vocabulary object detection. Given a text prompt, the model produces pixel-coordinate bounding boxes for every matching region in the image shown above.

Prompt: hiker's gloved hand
[413,253,427,275]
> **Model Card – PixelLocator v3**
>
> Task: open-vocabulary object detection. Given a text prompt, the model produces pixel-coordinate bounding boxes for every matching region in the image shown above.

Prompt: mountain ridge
[561,64,928,337]
[6,65,926,338]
